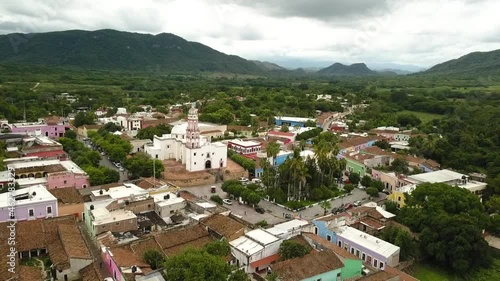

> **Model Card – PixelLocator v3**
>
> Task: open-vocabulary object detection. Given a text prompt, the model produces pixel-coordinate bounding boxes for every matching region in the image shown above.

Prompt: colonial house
[228,139,262,155]
[230,229,282,273]
[101,236,165,281]
[0,215,93,281]
[7,159,90,189]
[49,186,85,221]
[274,116,316,128]
[271,250,345,281]
[76,124,103,138]
[8,116,70,139]
[200,213,247,241]
[0,184,57,223]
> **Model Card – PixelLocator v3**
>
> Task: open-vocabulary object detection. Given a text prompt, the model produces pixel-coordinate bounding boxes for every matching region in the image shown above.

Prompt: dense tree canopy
[399,183,491,274]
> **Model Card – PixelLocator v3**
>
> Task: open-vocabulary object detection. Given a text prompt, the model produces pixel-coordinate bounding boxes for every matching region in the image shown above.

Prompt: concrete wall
[312,221,337,244]
[302,268,341,281]
[103,247,124,281]
[345,158,367,177]
[95,217,137,237]
[47,172,89,189]
[0,199,57,222]
[336,236,400,268]
[11,124,69,139]
[58,203,84,221]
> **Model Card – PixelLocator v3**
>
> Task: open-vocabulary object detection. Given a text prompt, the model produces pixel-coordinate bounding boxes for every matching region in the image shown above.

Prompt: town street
[182,183,387,224]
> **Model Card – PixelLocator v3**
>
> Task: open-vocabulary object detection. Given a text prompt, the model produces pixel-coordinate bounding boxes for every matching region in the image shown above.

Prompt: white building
[0,184,58,222]
[152,192,186,218]
[265,219,311,240]
[230,229,282,273]
[408,169,487,196]
[145,106,227,172]
[336,225,400,268]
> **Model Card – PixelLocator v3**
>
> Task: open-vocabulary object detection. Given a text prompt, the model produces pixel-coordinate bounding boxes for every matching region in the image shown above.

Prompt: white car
[223,199,233,205]
[119,167,124,172]
[353,200,362,207]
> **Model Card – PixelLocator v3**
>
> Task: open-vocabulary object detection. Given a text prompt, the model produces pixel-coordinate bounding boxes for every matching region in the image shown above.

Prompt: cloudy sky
[0,0,499,70]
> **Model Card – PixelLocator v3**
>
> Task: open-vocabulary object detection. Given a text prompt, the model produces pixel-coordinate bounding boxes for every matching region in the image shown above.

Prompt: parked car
[362,266,371,276]
[223,199,233,205]
[115,163,122,168]
[254,206,265,214]
[344,203,354,210]
[353,200,362,207]
[251,178,261,184]
[239,177,249,183]
[100,152,106,156]
[210,186,217,193]
[119,167,125,172]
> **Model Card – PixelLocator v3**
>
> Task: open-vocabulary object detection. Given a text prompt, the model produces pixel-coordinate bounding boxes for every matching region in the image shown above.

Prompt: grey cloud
[226,0,390,21]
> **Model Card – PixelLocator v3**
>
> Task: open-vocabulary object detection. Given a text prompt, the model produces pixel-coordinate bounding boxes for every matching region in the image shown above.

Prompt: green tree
[348,172,361,185]
[278,240,311,261]
[255,220,268,228]
[485,195,500,214]
[64,130,77,139]
[319,200,331,215]
[390,158,409,174]
[370,180,385,192]
[99,122,122,133]
[143,249,165,270]
[366,187,379,197]
[74,112,96,127]
[400,183,492,274]
[385,201,399,214]
[343,184,355,193]
[210,195,223,205]
[125,152,164,179]
[280,124,289,132]
[228,269,250,281]
[360,175,372,187]
[136,124,172,140]
[164,249,231,281]
[204,240,230,257]
[380,226,417,261]
[266,272,279,281]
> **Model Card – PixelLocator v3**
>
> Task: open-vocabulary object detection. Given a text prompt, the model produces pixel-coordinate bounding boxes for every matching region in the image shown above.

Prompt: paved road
[183,183,387,224]
[77,135,129,183]
[99,155,129,183]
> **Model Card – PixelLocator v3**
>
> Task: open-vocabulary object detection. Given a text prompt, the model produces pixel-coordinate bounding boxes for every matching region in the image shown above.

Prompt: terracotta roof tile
[79,264,103,281]
[16,219,45,252]
[49,187,84,204]
[303,233,360,260]
[58,224,92,259]
[110,246,148,268]
[15,164,66,174]
[316,213,351,222]
[48,237,70,270]
[201,214,246,240]
[271,251,344,281]
[385,265,420,281]
[359,217,385,230]
[154,225,209,251]
[18,265,43,281]
[358,270,399,281]
[164,236,215,256]
[130,236,164,260]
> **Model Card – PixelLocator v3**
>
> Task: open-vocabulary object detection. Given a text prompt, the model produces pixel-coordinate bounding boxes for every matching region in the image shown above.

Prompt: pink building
[8,117,70,139]
[8,159,90,189]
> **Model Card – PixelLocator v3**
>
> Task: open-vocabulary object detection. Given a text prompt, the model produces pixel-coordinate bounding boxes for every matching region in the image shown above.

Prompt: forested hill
[423,49,500,77]
[0,29,263,74]
[317,62,376,76]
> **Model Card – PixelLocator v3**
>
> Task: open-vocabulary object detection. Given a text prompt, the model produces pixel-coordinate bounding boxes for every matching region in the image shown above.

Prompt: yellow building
[387,184,416,208]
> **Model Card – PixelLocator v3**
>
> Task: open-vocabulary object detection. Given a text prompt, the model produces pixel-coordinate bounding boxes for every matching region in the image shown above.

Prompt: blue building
[275,116,316,128]
[312,213,352,244]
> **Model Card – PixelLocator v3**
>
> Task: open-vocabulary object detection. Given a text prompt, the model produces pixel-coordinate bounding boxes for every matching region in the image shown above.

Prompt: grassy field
[413,263,454,281]
[399,110,444,123]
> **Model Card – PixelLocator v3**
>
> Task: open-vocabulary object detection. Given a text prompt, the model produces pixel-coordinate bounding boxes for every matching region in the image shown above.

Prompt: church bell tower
[186,104,200,149]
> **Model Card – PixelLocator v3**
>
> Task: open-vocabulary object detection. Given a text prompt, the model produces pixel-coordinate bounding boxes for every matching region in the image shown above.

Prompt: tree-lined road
[183,183,386,224]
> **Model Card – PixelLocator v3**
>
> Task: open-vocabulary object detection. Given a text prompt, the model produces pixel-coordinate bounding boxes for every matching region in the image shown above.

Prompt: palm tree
[319,200,332,215]
[266,141,281,189]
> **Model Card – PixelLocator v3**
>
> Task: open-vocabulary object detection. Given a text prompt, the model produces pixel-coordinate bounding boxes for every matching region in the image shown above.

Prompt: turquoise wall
[345,158,366,177]
[302,267,342,281]
[341,258,362,280]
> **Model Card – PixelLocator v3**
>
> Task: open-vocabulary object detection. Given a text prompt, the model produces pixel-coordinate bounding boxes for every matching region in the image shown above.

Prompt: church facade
[145,106,227,172]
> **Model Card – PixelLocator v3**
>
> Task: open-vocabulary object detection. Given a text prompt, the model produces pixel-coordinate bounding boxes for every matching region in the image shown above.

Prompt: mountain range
[0,29,498,78]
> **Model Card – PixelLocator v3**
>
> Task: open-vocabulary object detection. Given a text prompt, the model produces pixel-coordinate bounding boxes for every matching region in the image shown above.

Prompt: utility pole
[153,157,156,188]
[23,100,26,122]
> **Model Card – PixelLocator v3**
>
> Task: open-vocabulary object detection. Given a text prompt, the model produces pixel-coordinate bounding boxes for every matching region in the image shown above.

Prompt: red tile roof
[271,251,344,281]
[268,131,295,137]
[250,253,280,268]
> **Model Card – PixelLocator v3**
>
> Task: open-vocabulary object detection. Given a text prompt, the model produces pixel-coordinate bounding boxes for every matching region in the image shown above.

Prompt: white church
[145,105,227,172]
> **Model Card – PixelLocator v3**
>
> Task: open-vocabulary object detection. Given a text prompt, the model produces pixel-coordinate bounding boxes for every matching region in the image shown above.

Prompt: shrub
[210,195,223,205]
